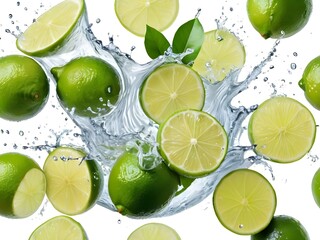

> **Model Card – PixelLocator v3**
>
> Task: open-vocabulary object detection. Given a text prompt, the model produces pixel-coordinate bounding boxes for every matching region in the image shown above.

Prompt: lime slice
[114,0,179,36]
[16,0,85,56]
[29,215,88,240]
[213,169,277,235]
[140,63,205,124]
[248,96,316,163]
[157,109,228,177]
[128,223,181,240]
[193,29,246,82]
[43,146,103,215]
[0,152,46,218]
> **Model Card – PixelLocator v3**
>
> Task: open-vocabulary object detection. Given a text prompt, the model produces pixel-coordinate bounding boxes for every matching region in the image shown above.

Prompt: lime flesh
[128,223,181,240]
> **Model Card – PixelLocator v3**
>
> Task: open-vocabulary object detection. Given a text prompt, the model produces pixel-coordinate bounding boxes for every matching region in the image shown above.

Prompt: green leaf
[172,18,204,64]
[144,25,171,59]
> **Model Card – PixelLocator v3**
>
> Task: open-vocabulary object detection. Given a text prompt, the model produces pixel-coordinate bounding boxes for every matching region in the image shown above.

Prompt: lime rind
[157,109,228,177]
[248,96,316,163]
[213,169,277,235]
[16,0,85,56]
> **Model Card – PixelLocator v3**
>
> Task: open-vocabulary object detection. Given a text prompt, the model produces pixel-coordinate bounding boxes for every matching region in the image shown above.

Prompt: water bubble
[9,14,13,19]
[5,29,11,33]
[19,131,24,136]
[24,7,28,11]
[263,77,268,82]
[230,7,233,11]
[96,18,101,24]
[290,63,296,70]
[117,219,121,224]
[293,52,298,57]
[17,2,20,6]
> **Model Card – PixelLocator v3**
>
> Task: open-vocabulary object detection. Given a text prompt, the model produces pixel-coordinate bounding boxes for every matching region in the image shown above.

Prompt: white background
[1,0,320,239]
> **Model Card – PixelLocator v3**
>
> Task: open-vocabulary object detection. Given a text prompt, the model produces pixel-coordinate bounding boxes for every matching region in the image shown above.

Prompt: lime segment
[140,64,205,124]
[115,0,179,36]
[213,169,277,235]
[157,109,228,177]
[16,0,85,56]
[248,96,316,163]
[193,29,246,82]
[29,215,88,240]
[43,147,103,215]
[128,223,181,240]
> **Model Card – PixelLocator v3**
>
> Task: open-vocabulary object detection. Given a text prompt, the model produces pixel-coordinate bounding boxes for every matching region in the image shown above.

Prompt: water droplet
[24,7,28,11]
[263,77,268,82]
[17,2,20,6]
[290,63,296,70]
[19,131,24,136]
[8,14,13,19]
[53,156,58,161]
[230,7,233,11]
[293,52,298,57]
[96,18,101,24]
[239,224,244,229]
[117,219,121,224]
[5,29,11,33]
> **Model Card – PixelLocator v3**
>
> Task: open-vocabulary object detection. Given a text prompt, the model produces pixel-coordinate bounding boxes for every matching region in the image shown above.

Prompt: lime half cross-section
[29,215,88,240]
[140,63,205,124]
[213,169,277,235]
[128,223,181,240]
[157,109,228,177]
[248,96,316,163]
[16,0,85,56]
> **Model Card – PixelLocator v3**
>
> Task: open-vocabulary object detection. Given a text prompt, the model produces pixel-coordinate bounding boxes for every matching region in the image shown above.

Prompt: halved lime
[248,96,316,163]
[43,146,103,215]
[16,0,85,56]
[213,169,277,235]
[0,153,46,218]
[140,63,205,124]
[157,109,228,177]
[192,28,246,82]
[114,0,179,36]
[128,223,181,240]
[29,215,88,240]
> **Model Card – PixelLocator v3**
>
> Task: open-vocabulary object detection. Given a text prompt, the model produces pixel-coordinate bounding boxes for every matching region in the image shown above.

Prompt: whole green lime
[0,152,46,218]
[0,55,49,121]
[108,145,180,218]
[299,56,320,110]
[247,0,312,39]
[311,167,320,208]
[251,215,309,240]
[51,56,121,117]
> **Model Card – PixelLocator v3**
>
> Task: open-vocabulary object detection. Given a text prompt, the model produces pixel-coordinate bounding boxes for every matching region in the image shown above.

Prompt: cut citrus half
[114,0,179,36]
[248,96,316,163]
[140,63,205,124]
[43,146,103,215]
[29,215,88,240]
[213,169,277,235]
[16,0,85,56]
[193,28,246,82]
[157,109,228,177]
[128,223,181,240]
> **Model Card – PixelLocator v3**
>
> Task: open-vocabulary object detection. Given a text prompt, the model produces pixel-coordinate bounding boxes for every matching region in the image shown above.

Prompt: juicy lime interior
[128,223,181,240]
[213,169,277,235]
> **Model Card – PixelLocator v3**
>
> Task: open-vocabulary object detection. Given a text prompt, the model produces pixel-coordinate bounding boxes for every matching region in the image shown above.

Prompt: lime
[248,96,316,163]
[311,167,320,208]
[299,55,320,110]
[247,0,312,39]
[16,0,85,56]
[0,55,49,121]
[108,145,180,217]
[140,63,205,124]
[114,0,179,36]
[43,146,103,215]
[213,169,277,235]
[29,215,88,240]
[193,29,246,82]
[51,56,121,118]
[128,223,181,240]
[157,109,228,178]
[251,215,309,240]
[0,152,46,218]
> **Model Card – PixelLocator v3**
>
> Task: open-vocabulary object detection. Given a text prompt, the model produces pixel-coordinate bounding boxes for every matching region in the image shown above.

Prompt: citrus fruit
[0,152,46,218]
[108,144,180,217]
[157,109,228,178]
[16,0,85,56]
[193,28,246,82]
[128,223,181,240]
[311,167,320,208]
[213,169,277,235]
[247,0,312,39]
[140,63,205,124]
[0,55,49,121]
[248,96,316,163]
[114,0,179,36]
[299,55,320,110]
[251,215,309,240]
[29,215,88,240]
[43,146,103,215]
[51,56,121,118]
